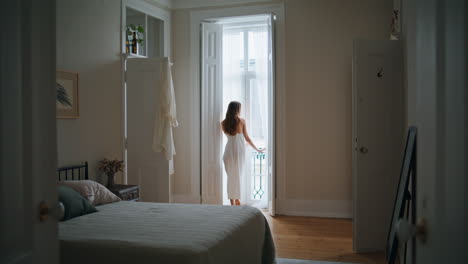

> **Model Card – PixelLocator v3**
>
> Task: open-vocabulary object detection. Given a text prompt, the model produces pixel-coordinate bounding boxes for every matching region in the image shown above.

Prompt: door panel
[352,40,404,252]
[1,0,59,263]
[411,0,467,263]
[126,58,170,203]
[201,22,223,204]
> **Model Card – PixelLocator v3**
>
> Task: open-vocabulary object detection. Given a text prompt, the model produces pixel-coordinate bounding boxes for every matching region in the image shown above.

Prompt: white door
[352,40,405,252]
[1,0,59,263]
[410,0,466,263]
[126,58,170,203]
[267,14,276,216]
[200,22,223,204]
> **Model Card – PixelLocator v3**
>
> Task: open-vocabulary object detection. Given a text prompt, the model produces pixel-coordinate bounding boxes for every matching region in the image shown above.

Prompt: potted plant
[98,158,124,188]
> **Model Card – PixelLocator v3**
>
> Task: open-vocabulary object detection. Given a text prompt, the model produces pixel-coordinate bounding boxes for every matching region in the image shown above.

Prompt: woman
[221,101,263,206]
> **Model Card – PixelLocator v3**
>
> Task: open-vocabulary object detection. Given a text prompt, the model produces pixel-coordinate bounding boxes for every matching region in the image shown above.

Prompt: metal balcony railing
[251,149,266,200]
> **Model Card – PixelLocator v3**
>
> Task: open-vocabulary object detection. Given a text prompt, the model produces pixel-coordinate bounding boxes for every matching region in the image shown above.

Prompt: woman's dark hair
[222,101,241,136]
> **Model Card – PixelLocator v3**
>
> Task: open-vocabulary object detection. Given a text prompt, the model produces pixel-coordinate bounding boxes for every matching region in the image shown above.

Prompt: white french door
[201,14,276,214]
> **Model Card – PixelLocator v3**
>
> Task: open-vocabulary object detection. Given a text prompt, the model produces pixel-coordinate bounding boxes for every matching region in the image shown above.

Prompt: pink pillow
[59,180,121,206]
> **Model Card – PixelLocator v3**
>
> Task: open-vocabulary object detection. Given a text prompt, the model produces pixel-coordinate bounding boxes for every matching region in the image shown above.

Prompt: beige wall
[171,0,393,215]
[56,0,123,183]
[283,0,392,202]
[171,9,194,197]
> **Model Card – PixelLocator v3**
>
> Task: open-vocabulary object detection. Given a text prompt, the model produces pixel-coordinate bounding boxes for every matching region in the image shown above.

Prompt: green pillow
[58,185,97,221]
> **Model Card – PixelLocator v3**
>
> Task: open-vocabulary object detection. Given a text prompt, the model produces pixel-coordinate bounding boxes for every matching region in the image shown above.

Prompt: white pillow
[59,180,121,206]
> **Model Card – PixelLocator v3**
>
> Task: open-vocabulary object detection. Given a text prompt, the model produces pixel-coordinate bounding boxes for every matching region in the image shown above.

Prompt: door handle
[39,200,65,222]
[395,218,428,244]
[359,146,368,154]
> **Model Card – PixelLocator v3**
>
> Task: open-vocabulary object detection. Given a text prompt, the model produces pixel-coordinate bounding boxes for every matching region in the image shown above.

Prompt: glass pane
[223,30,245,113]
[247,28,268,147]
[247,28,269,203]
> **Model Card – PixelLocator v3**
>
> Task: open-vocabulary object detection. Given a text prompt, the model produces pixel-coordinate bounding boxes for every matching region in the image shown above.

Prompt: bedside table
[108,184,139,201]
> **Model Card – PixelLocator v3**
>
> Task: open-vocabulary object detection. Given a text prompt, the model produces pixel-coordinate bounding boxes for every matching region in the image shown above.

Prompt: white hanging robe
[152,57,178,175]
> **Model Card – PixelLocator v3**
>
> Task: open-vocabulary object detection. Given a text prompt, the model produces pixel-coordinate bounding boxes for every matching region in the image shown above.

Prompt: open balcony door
[200,22,223,204]
[201,16,276,214]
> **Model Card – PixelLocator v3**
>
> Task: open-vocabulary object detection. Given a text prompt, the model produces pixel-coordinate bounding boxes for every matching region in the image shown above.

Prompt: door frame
[190,3,285,210]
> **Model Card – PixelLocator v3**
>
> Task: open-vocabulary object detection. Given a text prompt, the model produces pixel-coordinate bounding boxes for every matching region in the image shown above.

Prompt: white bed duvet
[59,201,275,264]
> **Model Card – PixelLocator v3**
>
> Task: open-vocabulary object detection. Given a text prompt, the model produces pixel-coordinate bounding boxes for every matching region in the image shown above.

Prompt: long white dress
[223,133,246,200]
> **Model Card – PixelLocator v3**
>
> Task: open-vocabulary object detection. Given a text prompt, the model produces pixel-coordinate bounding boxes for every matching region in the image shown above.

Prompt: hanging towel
[153,57,178,175]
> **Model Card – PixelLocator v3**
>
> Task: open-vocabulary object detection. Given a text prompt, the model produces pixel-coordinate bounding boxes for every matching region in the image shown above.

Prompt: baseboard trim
[276,199,352,219]
[171,194,201,204]
[201,195,222,205]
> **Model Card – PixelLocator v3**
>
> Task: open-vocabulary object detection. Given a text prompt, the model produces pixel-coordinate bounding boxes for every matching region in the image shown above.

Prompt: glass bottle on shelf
[131,31,137,54]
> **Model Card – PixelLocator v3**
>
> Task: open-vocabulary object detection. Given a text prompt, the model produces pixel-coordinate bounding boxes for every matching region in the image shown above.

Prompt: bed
[57,163,276,264]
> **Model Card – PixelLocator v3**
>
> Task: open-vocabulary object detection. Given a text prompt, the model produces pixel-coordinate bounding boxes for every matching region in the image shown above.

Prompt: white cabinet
[120,0,172,196]
[126,58,171,203]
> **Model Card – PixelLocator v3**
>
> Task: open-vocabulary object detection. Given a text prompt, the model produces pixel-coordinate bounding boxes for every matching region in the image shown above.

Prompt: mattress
[59,201,275,264]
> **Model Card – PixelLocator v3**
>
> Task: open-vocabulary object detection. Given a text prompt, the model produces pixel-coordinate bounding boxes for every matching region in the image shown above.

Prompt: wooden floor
[263,213,386,264]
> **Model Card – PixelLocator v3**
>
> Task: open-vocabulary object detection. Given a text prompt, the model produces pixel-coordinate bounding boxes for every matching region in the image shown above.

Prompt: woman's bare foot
[235,199,241,206]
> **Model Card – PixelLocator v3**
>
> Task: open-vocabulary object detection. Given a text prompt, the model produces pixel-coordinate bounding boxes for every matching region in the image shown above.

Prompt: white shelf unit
[125,7,164,58]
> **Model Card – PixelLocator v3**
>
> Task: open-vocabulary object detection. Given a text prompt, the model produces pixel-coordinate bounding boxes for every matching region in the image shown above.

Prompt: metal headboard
[58,162,88,181]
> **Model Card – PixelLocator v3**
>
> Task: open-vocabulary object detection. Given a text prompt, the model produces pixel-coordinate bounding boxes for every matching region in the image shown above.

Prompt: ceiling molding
[145,0,173,10]
[145,0,280,11]
[170,0,276,10]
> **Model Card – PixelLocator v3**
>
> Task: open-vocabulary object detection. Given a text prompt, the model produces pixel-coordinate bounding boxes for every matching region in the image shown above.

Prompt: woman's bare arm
[241,119,263,152]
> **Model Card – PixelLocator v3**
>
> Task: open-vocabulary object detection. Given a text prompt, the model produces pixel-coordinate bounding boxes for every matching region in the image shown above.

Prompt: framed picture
[56,70,79,119]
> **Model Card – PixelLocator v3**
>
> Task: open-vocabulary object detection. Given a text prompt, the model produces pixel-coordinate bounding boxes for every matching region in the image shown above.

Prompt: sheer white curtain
[222,23,269,208]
